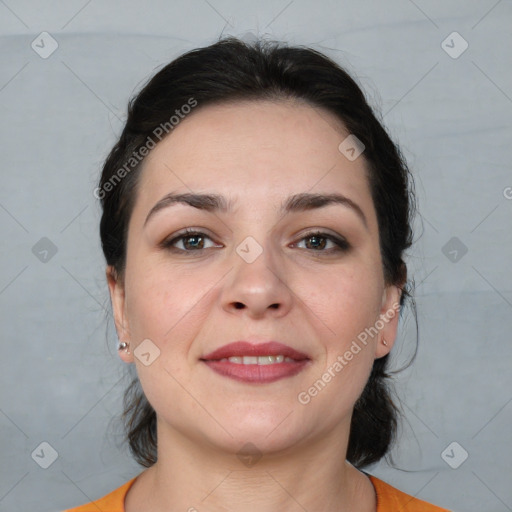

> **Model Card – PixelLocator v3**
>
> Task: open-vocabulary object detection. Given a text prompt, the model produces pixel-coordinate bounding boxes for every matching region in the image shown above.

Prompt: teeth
[223,355,290,364]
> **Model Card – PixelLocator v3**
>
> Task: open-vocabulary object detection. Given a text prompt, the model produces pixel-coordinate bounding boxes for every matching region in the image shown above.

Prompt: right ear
[106,265,133,363]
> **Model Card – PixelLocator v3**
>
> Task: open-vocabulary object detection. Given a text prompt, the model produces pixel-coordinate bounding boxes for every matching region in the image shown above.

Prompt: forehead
[134,99,374,220]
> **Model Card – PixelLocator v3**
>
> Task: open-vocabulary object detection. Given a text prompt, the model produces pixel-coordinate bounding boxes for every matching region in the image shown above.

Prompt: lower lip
[202,360,310,383]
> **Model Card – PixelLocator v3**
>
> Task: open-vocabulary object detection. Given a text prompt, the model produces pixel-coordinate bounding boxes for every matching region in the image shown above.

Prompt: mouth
[200,341,311,383]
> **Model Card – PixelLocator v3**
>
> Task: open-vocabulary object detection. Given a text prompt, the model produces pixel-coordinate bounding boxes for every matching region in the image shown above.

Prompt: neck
[126,419,376,512]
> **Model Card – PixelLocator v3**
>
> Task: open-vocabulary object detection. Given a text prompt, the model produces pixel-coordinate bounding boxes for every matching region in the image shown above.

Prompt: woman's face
[109,100,401,455]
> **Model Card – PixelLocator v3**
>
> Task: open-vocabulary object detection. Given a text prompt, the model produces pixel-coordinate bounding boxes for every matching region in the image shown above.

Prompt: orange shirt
[64,474,449,511]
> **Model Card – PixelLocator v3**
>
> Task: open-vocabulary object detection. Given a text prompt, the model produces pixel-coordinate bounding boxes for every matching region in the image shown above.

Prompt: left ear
[374,283,403,359]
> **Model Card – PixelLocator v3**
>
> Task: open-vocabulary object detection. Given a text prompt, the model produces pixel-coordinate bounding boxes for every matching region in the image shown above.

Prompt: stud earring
[118,341,130,352]
[382,338,388,346]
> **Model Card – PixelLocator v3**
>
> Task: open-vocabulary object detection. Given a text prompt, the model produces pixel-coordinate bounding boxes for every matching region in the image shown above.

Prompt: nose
[220,242,294,320]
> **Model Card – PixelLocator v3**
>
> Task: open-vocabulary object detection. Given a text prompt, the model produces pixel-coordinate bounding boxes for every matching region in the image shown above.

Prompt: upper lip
[201,341,310,361]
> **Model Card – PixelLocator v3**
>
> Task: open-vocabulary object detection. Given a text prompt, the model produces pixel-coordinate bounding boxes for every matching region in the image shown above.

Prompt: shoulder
[62,477,137,512]
[368,475,451,511]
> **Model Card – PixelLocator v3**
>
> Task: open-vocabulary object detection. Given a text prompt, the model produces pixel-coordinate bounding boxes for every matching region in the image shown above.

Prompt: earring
[382,338,388,346]
[118,341,130,352]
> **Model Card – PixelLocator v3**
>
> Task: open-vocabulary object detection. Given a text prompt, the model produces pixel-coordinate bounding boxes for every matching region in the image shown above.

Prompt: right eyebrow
[144,193,231,227]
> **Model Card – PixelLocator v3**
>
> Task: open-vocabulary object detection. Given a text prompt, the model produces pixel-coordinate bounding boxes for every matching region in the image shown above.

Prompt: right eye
[160,229,222,252]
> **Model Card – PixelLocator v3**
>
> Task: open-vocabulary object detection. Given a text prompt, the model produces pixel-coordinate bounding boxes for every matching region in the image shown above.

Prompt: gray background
[1,1,511,511]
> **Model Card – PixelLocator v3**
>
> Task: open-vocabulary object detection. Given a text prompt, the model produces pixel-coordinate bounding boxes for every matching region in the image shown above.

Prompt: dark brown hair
[99,36,416,469]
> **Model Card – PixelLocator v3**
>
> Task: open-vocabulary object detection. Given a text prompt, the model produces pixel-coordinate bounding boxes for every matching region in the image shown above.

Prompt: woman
[66,37,450,511]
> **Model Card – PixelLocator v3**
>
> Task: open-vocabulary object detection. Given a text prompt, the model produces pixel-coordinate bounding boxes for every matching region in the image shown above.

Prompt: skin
[108,99,403,512]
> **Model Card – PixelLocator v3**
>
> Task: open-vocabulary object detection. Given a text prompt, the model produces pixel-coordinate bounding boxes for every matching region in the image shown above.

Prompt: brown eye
[295,231,350,252]
[304,234,328,250]
[161,229,220,252]
[180,233,206,250]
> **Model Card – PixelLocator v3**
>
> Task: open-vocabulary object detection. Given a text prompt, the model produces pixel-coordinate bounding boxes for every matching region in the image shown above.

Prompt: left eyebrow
[281,192,368,230]
[144,191,368,230]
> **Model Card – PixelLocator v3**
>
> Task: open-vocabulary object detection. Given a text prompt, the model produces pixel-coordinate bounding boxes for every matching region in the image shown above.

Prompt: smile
[201,341,311,383]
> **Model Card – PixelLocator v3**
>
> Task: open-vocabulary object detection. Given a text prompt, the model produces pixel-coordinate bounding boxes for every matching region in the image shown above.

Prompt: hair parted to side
[99,36,416,469]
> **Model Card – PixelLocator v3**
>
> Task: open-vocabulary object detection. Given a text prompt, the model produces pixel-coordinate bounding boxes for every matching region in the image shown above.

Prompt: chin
[221,414,306,453]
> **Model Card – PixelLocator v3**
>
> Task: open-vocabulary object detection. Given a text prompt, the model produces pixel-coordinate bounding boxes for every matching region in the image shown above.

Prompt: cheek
[122,264,208,401]
[295,268,381,421]
[301,262,383,339]
[126,270,194,338]
[123,255,220,360]
[301,260,383,384]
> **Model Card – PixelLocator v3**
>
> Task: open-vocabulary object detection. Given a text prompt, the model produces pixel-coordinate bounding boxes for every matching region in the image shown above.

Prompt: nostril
[231,302,280,310]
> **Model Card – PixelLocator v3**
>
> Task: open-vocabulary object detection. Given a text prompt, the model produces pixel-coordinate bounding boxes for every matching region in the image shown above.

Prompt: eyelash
[160,228,350,254]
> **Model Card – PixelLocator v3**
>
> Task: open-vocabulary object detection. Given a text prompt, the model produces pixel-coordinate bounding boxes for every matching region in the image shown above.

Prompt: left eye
[293,232,349,252]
